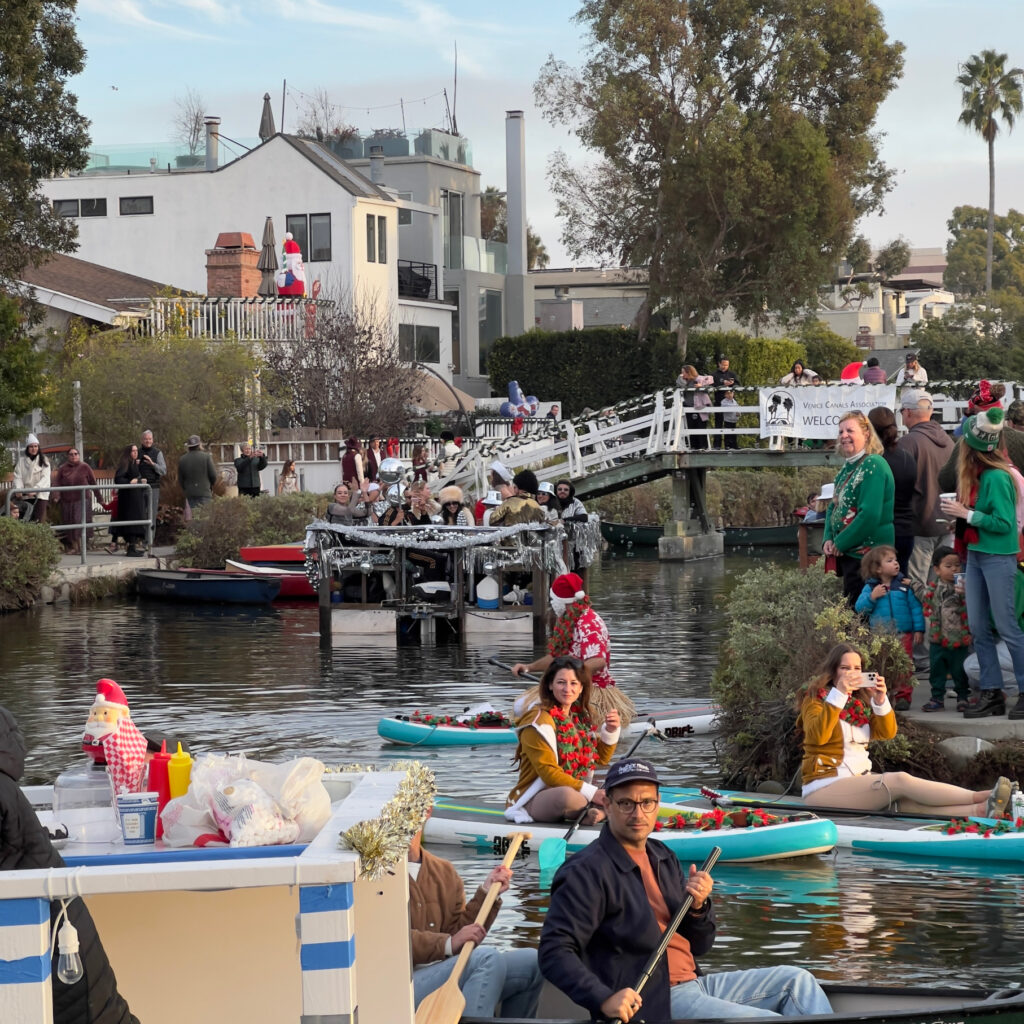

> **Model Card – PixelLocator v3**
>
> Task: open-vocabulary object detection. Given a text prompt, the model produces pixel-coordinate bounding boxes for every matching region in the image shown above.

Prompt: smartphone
[858,672,878,688]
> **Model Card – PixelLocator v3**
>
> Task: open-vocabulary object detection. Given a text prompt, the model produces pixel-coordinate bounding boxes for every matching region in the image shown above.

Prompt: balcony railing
[147,296,334,341]
[397,260,438,301]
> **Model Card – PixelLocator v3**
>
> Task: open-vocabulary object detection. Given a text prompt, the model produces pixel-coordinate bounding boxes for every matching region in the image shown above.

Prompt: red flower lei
[817,688,873,727]
[547,596,591,657]
[549,705,599,780]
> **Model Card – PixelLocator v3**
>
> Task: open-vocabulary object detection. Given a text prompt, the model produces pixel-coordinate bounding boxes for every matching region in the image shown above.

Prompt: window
[366,214,376,263]
[119,196,153,215]
[54,198,107,218]
[398,192,413,226]
[287,214,331,262]
[285,214,308,262]
[81,198,107,217]
[53,200,80,217]
[399,324,441,364]
[444,289,461,375]
[441,189,463,269]
[478,288,503,374]
[377,216,387,264]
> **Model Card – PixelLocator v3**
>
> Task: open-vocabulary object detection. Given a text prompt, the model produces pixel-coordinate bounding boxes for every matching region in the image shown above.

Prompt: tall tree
[537,0,904,353]
[944,204,1024,296]
[956,50,1024,295]
[0,295,49,475]
[172,87,206,157]
[0,0,90,284]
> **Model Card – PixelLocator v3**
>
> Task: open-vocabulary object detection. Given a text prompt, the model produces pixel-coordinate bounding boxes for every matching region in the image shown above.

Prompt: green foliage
[691,331,804,387]
[0,518,61,611]
[712,563,912,788]
[589,479,673,526]
[944,205,1024,296]
[792,319,861,380]
[911,305,1024,381]
[873,237,911,279]
[538,1,904,337]
[705,469,836,527]
[0,0,90,283]
[957,738,1024,790]
[174,493,319,568]
[0,295,49,475]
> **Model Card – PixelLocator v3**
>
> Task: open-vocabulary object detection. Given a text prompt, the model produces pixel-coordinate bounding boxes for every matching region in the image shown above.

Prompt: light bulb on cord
[57,918,84,985]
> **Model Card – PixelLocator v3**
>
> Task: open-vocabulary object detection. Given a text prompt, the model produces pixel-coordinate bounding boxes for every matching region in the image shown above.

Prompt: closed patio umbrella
[257,216,278,297]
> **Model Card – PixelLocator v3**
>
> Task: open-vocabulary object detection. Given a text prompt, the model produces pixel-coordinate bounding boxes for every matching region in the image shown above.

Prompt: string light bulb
[56,917,84,986]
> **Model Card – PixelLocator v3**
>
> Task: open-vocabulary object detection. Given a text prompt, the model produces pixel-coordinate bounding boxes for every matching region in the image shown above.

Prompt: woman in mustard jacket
[505,656,619,824]
[798,644,1011,817]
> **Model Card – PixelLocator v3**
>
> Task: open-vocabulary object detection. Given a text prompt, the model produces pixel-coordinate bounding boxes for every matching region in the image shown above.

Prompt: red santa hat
[283,231,300,254]
[550,573,586,603]
[92,678,129,711]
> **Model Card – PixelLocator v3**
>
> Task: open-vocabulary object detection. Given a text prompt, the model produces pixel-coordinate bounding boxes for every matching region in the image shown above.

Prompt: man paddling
[408,818,542,1017]
[539,758,832,1021]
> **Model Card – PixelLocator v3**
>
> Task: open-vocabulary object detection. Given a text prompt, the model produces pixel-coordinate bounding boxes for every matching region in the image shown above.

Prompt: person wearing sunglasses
[505,655,620,825]
[539,758,832,1023]
[437,485,474,526]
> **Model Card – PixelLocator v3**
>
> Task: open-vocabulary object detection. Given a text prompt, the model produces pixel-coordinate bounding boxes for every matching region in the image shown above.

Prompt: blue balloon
[525,396,539,415]
[499,401,516,418]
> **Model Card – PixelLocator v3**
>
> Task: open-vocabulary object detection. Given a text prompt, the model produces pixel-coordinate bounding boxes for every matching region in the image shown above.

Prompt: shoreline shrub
[0,519,62,611]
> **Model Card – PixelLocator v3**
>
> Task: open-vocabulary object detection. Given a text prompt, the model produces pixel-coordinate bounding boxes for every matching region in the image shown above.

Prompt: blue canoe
[424,796,837,863]
[662,785,1024,865]
[378,702,719,747]
[135,569,281,605]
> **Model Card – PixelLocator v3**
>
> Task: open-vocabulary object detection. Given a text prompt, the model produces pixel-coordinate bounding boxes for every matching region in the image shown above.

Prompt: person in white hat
[480,490,502,526]
[802,483,833,524]
[536,480,559,522]
[11,433,50,522]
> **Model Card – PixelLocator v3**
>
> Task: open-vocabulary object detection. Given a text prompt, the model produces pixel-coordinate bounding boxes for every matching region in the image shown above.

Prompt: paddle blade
[414,977,465,1024]
[538,836,568,873]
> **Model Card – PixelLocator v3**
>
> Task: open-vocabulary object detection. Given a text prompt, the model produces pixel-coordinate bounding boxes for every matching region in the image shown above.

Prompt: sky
[70,0,1024,267]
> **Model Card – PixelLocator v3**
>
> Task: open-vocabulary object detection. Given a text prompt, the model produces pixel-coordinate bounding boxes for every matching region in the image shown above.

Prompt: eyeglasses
[612,798,659,814]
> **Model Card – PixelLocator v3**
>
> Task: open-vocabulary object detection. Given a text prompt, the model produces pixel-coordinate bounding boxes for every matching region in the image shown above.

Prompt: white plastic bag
[212,778,301,848]
[249,757,331,842]
[160,792,226,847]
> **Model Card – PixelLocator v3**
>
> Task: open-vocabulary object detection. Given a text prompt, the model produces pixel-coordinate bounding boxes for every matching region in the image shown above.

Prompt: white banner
[758,385,897,440]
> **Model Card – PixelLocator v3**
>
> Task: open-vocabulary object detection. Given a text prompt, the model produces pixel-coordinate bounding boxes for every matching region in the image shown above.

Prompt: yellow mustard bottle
[167,742,193,799]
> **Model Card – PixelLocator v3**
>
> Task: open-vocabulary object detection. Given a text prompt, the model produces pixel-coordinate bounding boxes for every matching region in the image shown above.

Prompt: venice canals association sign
[758,384,897,440]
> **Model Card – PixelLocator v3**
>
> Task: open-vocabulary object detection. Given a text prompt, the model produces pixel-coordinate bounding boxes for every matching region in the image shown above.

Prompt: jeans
[413,947,542,1018]
[965,551,1024,691]
[670,966,833,1019]
[907,534,950,591]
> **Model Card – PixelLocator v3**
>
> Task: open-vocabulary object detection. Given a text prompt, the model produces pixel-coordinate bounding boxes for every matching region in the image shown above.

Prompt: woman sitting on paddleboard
[505,656,620,824]
[798,644,1013,817]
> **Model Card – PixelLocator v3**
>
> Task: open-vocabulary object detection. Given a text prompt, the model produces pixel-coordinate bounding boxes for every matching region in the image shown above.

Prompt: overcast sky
[72,0,1024,265]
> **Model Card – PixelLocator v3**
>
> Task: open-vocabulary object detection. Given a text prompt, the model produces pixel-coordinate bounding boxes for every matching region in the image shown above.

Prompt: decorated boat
[238,541,307,566]
[377,701,720,746]
[662,785,1024,865]
[423,796,837,862]
[599,521,664,547]
[135,568,281,605]
[225,558,317,599]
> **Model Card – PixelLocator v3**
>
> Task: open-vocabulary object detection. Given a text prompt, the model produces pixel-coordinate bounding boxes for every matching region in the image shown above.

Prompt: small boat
[225,558,316,599]
[600,521,664,547]
[722,524,800,546]
[465,981,1024,1024]
[662,785,1024,865]
[238,542,306,566]
[135,568,281,605]
[377,702,720,747]
[424,795,837,863]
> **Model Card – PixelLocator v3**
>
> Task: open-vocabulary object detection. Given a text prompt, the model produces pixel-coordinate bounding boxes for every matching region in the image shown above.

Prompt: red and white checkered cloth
[101,718,150,794]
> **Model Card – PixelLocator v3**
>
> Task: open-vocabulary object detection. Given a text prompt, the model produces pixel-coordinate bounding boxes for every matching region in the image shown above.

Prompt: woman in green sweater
[822,411,895,604]
[941,408,1024,720]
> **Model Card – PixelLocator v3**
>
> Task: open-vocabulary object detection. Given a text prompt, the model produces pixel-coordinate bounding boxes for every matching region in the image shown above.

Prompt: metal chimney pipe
[369,145,385,185]
[204,116,221,171]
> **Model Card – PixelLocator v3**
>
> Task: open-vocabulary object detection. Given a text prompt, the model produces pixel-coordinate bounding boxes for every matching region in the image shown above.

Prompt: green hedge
[0,519,62,611]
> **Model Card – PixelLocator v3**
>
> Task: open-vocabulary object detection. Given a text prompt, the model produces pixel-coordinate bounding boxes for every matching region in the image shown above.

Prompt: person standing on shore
[11,433,50,523]
[178,435,218,509]
[234,442,267,498]
[137,429,166,535]
[53,448,101,554]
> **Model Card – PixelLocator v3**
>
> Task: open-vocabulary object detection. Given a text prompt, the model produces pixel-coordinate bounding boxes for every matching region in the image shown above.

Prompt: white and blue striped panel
[0,897,53,1024]
[299,883,356,1024]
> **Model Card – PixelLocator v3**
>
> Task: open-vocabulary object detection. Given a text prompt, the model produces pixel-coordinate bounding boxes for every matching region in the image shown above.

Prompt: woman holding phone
[798,644,1013,816]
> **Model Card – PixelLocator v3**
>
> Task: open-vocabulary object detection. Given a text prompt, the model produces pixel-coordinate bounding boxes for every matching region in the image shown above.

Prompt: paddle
[537,724,660,873]
[611,845,722,1024]
[487,655,540,681]
[697,786,985,825]
[414,831,530,1024]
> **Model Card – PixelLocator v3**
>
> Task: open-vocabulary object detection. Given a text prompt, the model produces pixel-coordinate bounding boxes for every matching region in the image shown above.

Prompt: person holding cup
[940,407,1024,721]
[797,644,1013,816]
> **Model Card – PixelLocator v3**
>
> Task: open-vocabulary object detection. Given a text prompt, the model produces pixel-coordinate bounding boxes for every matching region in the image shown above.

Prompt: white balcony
[146,296,334,342]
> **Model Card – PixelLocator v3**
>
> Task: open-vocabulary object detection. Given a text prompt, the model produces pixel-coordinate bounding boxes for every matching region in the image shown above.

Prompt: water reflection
[1,550,1022,987]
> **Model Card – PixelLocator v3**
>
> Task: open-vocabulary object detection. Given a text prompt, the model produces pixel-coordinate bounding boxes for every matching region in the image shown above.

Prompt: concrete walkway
[40,546,177,604]
[901,669,1024,742]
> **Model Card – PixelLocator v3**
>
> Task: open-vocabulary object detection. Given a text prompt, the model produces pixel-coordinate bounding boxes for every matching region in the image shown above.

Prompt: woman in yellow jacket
[799,644,1012,817]
[505,655,619,824]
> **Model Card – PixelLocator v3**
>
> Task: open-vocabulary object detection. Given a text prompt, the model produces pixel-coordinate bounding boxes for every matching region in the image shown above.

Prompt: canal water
[1,550,1022,989]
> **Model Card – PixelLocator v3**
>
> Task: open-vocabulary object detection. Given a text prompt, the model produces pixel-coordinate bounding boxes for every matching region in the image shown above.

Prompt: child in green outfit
[921,546,971,712]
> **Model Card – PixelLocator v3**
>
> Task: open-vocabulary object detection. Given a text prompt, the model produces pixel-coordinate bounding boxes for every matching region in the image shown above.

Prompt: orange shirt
[624,846,697,985]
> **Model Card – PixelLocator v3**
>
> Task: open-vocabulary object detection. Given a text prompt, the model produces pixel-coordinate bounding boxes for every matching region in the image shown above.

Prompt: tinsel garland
[333,761,437,880]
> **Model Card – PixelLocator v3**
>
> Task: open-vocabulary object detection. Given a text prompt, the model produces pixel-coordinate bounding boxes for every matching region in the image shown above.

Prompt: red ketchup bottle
[147,740,173,840]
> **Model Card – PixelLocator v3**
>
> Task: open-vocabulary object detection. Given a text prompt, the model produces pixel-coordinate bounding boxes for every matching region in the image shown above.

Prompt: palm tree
[957,50,1024,294]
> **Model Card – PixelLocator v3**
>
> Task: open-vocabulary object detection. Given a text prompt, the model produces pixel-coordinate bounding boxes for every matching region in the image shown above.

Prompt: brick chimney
[205,231,260,297]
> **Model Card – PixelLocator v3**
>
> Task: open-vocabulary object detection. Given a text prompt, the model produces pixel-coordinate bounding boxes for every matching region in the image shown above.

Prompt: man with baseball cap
[540,759,831,1022]
[894,351,928,386]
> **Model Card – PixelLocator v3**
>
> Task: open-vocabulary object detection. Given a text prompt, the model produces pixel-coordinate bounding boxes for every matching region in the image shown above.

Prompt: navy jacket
[539,825,716,1022]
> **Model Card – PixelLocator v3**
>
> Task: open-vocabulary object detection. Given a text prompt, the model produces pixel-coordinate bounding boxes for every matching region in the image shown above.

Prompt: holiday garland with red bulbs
[817,688,872,727]
[549,705,599,781]
[547,595,591,658]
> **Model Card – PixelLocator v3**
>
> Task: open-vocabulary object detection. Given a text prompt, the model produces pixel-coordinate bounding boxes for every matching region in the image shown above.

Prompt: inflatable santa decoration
[275,232,307,297]
[81,678,150,793]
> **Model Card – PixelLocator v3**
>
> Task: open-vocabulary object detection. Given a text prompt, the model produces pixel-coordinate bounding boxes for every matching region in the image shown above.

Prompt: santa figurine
[81,678,150,794]
[275,232,307,297]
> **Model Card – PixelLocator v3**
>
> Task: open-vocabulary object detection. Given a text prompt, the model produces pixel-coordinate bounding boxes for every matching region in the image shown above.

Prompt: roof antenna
[451,40,459,135]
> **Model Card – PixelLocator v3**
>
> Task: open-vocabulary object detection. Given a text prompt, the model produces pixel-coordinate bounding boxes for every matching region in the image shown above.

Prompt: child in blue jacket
[856,545,925,710]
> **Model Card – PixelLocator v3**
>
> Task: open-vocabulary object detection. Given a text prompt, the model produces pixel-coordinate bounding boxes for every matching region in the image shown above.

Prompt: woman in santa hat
[511,573,636,726]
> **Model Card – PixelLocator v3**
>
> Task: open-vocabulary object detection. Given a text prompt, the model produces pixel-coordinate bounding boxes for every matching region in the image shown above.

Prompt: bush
[0,518,62,611]
[711,563,912,788]
[174,493,321,568]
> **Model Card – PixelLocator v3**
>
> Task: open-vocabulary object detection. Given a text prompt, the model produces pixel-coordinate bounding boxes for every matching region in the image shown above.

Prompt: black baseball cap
[604,758,661,791]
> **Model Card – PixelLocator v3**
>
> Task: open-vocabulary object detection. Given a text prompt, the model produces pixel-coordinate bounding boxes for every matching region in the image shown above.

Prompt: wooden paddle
[611,845,722,1024]
[414,830,530,1024]
[487,655,540,681]
[537,725,658,873]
